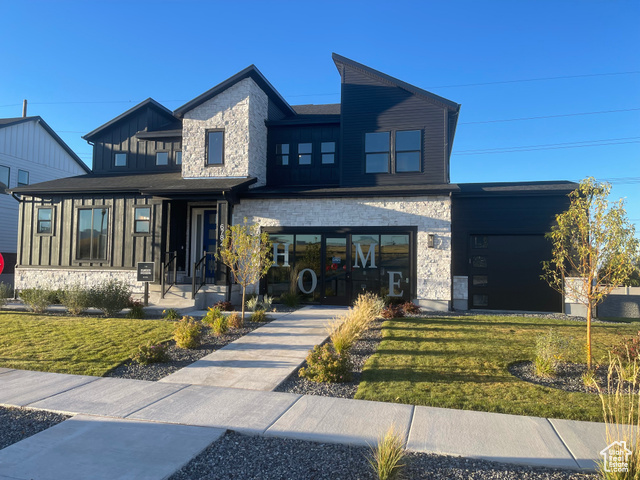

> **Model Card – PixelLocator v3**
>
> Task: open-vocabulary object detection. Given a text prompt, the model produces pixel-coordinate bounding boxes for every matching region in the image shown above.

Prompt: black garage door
[468,234,562,312]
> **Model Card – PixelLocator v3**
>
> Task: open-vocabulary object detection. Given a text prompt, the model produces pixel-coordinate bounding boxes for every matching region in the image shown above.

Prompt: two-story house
[0,116,90,285]
[11,54,574,312]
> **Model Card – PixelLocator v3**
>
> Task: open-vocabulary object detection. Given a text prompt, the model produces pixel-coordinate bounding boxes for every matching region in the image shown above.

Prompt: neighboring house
[11,54,575,312]
[0,116,90,285]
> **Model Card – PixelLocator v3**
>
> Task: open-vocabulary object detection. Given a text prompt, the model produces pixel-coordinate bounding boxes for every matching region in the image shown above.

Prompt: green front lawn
[0,312,175,376]
[355,315,640,421]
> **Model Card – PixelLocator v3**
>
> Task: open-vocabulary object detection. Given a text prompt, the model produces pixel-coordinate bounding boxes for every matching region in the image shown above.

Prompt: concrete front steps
[147,283,227,310]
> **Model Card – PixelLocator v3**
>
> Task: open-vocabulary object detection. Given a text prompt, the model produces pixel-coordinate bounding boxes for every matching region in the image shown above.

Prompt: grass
[0,312,175,376]
[355,315,640,422]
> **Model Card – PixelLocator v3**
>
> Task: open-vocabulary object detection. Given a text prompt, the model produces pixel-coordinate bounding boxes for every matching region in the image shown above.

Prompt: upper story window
[114,153,127,167]
[0,165,9,191]
[206,130,224,165]
[18,169,29,186]
[321,142,336,164]
[365,130,422,174]
[365,132,390,173]
[276,144,289,165]
[298,143,312,165]
[37,207,53,235]
[156,152,169,166]
[395,130,421,172]
[134,206,151,234]
[77,207,109,261]
[176,151,182,165]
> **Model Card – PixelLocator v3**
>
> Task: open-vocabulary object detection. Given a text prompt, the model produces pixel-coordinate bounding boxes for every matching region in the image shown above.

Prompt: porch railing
[160,251,178,299]
[192,252,207,299]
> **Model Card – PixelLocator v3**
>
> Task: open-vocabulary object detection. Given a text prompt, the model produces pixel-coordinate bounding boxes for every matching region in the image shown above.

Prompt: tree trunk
[241,286,246,322]
[586,300,592,370]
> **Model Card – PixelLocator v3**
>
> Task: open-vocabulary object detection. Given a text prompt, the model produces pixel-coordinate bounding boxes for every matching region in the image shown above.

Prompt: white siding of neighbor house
[0,120,87,258]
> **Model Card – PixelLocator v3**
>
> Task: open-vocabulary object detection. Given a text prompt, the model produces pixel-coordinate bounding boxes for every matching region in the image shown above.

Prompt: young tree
[543,177,640,369]
[216,218,274,321]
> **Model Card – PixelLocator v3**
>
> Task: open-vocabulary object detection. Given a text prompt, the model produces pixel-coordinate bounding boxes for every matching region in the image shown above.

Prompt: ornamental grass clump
[250,309,268,322]
[299,343,351,383]
[534,328,574,377]
[597,353,640,479]
[132,342,169,365]
[368,427,407,480]
[173,316,203,349]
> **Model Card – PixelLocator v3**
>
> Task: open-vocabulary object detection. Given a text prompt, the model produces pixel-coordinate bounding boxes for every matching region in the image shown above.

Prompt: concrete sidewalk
[0,305,614,479]
[159,306,347,390]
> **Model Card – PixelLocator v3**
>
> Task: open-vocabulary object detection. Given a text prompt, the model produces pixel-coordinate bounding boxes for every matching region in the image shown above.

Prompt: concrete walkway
[0,306,615,479]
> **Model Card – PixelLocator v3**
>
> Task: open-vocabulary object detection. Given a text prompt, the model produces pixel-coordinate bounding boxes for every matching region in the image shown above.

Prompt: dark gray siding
[340,67,448,187]
[267,124,340,187]
[18,194,164,274]
[92,106,182,174]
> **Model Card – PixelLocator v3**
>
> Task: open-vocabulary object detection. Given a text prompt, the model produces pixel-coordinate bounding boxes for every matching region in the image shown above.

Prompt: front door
[190,208,217,281]
[322,236,350,305]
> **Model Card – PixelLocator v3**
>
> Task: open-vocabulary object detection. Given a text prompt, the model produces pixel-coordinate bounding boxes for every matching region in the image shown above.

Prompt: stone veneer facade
[233,196,452,308]
[15,268,141,293]
[181,77,268,187]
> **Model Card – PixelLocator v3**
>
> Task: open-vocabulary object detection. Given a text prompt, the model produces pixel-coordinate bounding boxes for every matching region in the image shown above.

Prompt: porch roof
[11,172,256,197]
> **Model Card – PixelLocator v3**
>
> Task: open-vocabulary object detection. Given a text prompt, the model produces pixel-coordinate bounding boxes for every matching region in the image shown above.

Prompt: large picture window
[365,132,390,173]
[206,130,224,165]
[77,207,109,261]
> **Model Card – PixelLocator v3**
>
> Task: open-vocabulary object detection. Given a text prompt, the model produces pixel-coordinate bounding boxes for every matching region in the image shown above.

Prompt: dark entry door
[322,236,350,305]
[203,209,217,282]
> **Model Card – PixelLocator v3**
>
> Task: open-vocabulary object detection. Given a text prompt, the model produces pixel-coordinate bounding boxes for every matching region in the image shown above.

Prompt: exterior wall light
[427,233,435,248]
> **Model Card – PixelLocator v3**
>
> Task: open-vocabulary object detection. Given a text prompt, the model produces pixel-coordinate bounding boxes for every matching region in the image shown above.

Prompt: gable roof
[0,116,90,173]
[82,98,177,142]
[332,53,461,111]
[174,65,296,118]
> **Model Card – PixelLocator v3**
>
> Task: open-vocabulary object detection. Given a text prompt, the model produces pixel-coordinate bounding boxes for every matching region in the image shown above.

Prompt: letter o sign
[0,253,4,275]
[297,268,317,294]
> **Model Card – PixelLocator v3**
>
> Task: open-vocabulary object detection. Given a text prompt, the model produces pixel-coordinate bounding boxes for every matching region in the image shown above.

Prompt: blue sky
[1,0,638,233]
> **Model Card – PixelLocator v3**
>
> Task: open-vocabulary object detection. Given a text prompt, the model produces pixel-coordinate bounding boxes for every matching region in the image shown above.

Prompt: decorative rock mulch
[105,319,270,382]
[0,406,69,451]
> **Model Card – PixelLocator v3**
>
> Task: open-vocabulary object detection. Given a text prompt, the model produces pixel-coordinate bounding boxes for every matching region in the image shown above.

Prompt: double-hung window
[134,206,151,234]
[321,142,336,164]
[365,132,390,173]
[77,207,109,261]
[276,144,289,165]
[37,207,53,235]
[206,130,224,165]
[395,130,421,172]
[298,143,312,165]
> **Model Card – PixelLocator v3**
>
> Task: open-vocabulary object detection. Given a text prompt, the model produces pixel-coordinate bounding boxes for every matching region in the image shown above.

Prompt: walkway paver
[127,384,301,434]
[407,406,579,469]
[265,395,414,446]
[28,377,189,417]
[0,370,97,407]
[549,418,608,469]
[159,306,347,390]
[0,415,224,480]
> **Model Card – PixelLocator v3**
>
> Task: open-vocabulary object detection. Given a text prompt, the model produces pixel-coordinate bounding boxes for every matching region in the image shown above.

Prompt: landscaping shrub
[534,328,574,377]
[162,308,180,320]
[401,301,420,315]
[202,307,223,326]
[50,289,64,305]
[173,316,203,349]
[250,309,268,322]
[210,315,229,337]
[90,280,131,317]
[132,342,169,365]
[368,427,406,480]
[279,291,299,308]
[381,304,405,319]
[126,298,145,319]
[612,331,640,363]
[227,312,243,329]
[19,288,57,313]
[353,292,385,320]
[384,296,405,306]
[0,282,13,306]
[299,343,351,383]
[59,285,92,315]
[213,300,233,312]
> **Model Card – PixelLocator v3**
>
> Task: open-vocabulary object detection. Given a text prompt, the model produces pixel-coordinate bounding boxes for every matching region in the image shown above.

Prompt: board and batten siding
[0,119,88,273]
[17,194,164,276]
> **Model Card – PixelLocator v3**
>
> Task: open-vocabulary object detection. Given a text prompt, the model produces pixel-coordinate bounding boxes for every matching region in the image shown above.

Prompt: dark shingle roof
[174,65,296,118]
[292,104,341,115]
[11,172,255,196]
[0,116,90,173]
[455,181,577,196]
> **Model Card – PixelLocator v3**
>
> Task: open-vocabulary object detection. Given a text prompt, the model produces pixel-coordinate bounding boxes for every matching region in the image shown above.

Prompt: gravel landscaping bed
[274,318,383,398]
[169,431,596,480]
[0,406,69,451]
[105,320,269,381]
